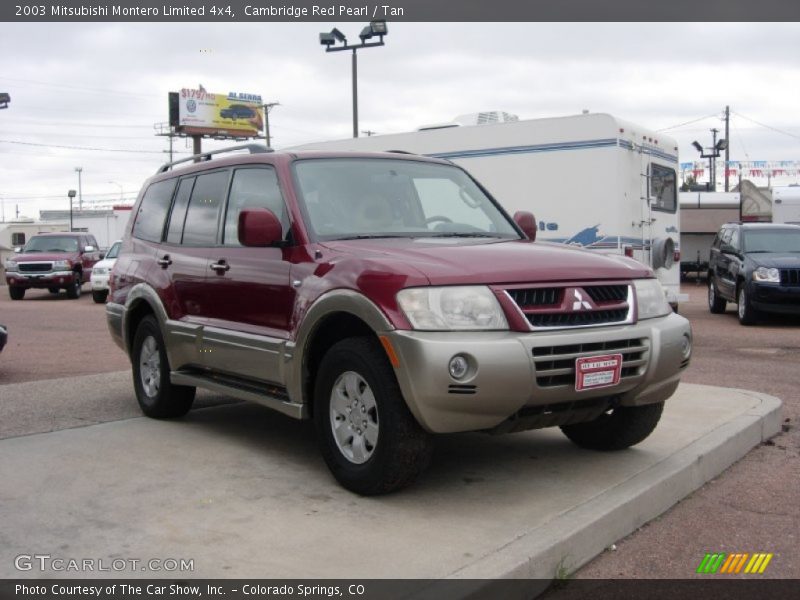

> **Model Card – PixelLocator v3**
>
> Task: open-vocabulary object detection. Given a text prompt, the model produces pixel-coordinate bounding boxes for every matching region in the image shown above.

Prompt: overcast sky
[1,22,800,217]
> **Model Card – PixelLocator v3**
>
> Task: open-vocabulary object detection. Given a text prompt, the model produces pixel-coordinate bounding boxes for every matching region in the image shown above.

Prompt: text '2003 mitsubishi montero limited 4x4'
[106,145,692,494]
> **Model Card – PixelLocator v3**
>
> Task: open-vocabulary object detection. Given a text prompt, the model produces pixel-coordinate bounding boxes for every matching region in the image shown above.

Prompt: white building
[38,206,133,249]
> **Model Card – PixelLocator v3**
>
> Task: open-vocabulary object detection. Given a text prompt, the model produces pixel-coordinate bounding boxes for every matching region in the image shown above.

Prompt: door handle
[157,255,172,268]
[210,260,230,273]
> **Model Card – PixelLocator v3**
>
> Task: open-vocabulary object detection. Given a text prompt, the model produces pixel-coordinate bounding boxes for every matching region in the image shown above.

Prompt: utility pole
[710,128,719,192]
[724,105,730,192]
[262,102,280,148]
[74,167,83,211]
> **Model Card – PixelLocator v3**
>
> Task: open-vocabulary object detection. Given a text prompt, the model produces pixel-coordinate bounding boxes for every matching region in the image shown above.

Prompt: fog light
[448,355,469,380]
[681,334,692,360]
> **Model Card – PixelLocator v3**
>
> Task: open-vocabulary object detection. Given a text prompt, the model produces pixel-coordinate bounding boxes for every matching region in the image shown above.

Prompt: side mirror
[99,253,106,260]
[513,211,537,241]
[84,245,95,252]
[238,208,283,247]
[720,243,738,256]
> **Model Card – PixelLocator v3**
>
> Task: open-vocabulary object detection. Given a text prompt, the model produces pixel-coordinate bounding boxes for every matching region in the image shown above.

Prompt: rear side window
[223,167,286,245]
[165,178,195,244]
[650,164,677,213]
[181,171,229,246]
[132,179,177,242]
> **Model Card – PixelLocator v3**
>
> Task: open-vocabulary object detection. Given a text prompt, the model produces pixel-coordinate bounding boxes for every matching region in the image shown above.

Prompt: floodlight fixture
[692,141,703,153]
[715,139,728,151]
[0,92,9,109]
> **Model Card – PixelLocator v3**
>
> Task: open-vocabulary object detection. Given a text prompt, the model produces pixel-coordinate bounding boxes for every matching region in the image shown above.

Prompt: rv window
[650,164,677,213]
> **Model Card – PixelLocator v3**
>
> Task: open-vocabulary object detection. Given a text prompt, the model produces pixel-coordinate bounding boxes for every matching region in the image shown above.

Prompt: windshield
[105,241,121,259]
[743,229,800,253]
[23,235,79,253]
[293,158,520,241]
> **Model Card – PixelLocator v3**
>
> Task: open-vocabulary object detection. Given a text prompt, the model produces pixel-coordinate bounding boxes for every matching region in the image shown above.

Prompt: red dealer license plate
[575,354,623,391]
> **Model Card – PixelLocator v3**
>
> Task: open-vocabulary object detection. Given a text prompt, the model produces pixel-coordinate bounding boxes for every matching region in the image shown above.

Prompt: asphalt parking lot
[0,282,797,578]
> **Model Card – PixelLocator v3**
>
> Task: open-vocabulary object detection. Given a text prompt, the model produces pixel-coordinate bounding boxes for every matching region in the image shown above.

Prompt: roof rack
[156,144,273,174]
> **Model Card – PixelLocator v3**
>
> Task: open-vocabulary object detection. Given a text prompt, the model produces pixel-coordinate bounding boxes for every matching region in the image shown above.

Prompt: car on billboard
[220,104,256,120]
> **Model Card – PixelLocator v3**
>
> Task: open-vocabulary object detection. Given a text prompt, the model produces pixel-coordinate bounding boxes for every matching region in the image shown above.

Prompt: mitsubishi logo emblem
[572,289,592,311]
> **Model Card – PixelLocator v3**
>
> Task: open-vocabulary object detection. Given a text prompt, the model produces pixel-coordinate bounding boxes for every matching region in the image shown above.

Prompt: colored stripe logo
[696,552,774,574]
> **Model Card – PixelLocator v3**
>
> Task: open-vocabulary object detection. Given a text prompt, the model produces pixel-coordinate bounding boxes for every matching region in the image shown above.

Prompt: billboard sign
[175,88,264,136]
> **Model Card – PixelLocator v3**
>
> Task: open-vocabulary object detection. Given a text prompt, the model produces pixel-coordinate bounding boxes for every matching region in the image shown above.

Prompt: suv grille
[532,338,648,388]
[506,284,631,329]
[19,263,53,273]
[781,269,800,286]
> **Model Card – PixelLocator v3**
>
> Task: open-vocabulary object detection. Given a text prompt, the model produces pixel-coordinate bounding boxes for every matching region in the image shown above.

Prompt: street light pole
[68,190,77,232]
[320,21,388,139]
[262,102,280,148]
[74,167,83,211]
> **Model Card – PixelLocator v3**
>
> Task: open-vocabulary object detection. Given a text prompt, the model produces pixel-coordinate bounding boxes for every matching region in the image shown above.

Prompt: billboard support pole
[192,135,202,162]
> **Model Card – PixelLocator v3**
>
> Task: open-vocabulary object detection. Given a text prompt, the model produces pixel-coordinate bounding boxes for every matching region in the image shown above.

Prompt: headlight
[634,279,671,320]
[93,267,107,276]
[4,259,17,271]
[753,267,780,283]
[397,286,508,330]
[53,259,71,269]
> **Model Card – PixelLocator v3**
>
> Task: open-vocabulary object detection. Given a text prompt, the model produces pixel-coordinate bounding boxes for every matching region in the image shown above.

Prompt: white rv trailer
[772,185,800,224]
[291,112,685,305]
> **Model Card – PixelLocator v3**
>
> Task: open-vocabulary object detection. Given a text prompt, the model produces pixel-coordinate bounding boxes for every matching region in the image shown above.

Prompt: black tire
[708,279,726,314]
[737,284,758,326]
[131,315,195,418]
[48,287,60,294]
[314,337,433,495]
[92,290,108,304]
[560,401,664,451]
[9,286,25,300]
[66,274,82,299]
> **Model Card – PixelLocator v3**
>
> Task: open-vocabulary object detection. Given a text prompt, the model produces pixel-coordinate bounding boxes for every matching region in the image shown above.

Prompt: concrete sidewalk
[0,383,781,580]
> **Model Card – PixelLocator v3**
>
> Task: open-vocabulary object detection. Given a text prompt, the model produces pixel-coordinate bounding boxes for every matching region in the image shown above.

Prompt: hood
[12,251,80,263]
[93,257,117,270]
[747,252,800,268]
[321,238,652,285]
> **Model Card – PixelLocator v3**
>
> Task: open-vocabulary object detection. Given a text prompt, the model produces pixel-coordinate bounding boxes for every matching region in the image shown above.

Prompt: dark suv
[220,104,256,120]
[708,222,800,325]
[5,232,101,300]
[107,145,691,494]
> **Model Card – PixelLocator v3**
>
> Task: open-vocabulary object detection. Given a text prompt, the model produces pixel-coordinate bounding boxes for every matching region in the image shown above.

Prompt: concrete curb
[448,386,782,581]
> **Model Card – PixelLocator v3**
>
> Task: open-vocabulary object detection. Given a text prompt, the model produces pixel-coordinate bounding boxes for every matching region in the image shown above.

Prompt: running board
[171,371,307,420]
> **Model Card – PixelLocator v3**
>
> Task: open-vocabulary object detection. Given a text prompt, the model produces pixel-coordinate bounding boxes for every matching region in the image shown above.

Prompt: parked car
[220,104,256,120]
[107,145,692,495]
[4,232,101,300]
[0,324,7,353]
[90,240,122,304]
[708,222,800,325]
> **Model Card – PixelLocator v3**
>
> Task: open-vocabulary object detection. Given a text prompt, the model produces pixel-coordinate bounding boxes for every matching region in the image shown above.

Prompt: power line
[0,138,185,154]
[657,113,720,132]
[0,76,161,98]
[732,111,800,141]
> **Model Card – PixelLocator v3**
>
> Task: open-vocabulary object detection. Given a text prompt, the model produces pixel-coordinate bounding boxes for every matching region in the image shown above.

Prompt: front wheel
[708,279,726,314]
[314,337,433,495]
[560,401,664,451]
[92,290,108,304]
[132,315,195,418]
[66,274,82,299]
[737,285,758,326]
[9,286,25,300]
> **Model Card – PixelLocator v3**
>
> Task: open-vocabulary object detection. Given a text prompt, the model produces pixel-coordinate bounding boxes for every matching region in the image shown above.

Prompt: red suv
[5,232,101,300]
[107,145,692,494]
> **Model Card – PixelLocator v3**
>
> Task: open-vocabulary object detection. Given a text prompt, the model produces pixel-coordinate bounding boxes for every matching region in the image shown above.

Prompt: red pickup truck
[5,232,101,300]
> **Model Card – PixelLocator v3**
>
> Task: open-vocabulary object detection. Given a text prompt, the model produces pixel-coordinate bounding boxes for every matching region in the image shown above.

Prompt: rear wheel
[9,286,25,300]
[66,274,82,299]
[92,290,108,304]
[737,285,758,326]
[560,401,664,451]
[132,315,195,418]
[708,279,726,314]
[314,337,433,495]
[48,287,60,294]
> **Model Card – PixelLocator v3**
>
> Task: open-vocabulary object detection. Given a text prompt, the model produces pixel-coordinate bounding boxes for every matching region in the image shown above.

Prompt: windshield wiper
[428,232,503,238]
[334,234,407,240]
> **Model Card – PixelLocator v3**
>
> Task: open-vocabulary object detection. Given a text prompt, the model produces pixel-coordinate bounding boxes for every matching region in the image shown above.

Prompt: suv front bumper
[385,312,692,433]
[5,271,78,289]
